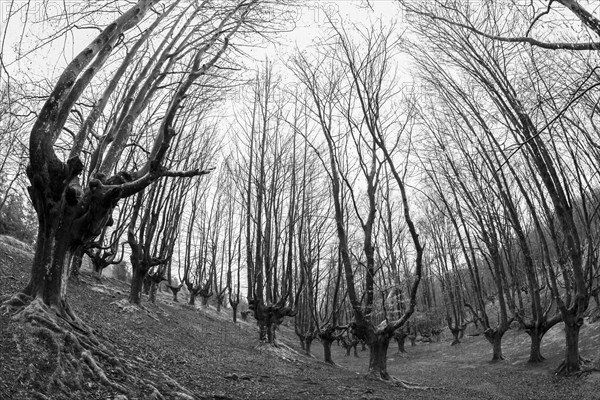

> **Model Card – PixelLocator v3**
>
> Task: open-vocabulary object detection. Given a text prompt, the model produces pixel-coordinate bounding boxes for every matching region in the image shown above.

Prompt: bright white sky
[0,0,404,85]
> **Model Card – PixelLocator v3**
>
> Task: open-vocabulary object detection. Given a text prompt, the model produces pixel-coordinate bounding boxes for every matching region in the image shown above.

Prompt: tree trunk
[148,281,158,303]
[450,328,461,346]
[368,335,391,379]
[297,335,306,351]
[396,336,406,353]
[129,267,146,305]
[69,247,84,281]
[305,336,313,356]
[558,313,584,373]
[142,275,151,295]
[322,339,334,364]
[168,286,180,302]
[266,323,276,343]
[201,295,210,308]
[231,303,238,323]
[259,323,268,342]
[483,328,506,362]
[91,262,104,281]
[188,292,197,306]
[491,335,504,361]
[24,226,77,318]
[527,329,545,363]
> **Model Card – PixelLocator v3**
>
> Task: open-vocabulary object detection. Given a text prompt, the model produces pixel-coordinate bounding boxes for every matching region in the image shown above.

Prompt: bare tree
[0,1,282,395]
[292,19,425,383]
[406,2,597,371]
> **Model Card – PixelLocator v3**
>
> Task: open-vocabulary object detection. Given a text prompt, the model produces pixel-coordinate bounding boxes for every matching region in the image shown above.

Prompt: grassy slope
[1,235,599,400]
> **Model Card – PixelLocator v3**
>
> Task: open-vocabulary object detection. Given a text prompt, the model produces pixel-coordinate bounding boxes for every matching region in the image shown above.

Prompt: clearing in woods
[1,236,599,400]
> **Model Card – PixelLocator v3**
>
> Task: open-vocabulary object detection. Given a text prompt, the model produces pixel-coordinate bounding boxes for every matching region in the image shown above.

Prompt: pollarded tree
[402,0,599,374]
[3,0,262,319]
[0,1,282,396]
[240,63,302,343]
[292,19,425,383]
[420,203,468,346]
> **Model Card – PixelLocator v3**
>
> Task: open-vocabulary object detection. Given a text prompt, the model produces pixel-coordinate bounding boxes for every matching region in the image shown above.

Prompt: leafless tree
[291,19,425,384]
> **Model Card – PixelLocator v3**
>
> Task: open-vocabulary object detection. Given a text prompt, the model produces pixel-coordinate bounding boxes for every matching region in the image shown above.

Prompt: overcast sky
[0,1,403,84]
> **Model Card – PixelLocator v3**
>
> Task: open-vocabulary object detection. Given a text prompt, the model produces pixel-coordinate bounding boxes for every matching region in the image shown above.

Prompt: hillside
[1,235,599,400]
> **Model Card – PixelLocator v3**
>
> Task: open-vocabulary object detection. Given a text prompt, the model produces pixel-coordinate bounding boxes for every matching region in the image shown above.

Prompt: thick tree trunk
[558,314,583,373]
[491,337,503,361]
[322,339,334,364]
[168,286,180,302]
[527,329,545,363]
[368,336,391,379]
[24,226,78,318]
[129,267,146,305]
[450,328,461,346]
[491,336,504,361]
[259,323,268,342]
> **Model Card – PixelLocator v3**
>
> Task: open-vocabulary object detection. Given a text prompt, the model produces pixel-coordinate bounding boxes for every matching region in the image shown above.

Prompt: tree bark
[231,303,238,323]
[91,261,104,281]
[129,267,146,305]
[527,329,545,363]
[450,328,461,346]
[188,292,197,306]
[69,247,85,281]
[23,225,77,318]
[368,335,391,379]
[148,282,158,303]
[559,313,584,373]
[305,336,313,356]
[395,334,406,353]
[484,329,505,361]
[322,339,334,364]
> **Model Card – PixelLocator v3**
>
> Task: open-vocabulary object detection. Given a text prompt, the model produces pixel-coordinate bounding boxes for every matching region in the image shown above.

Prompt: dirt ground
[1,235,599,400]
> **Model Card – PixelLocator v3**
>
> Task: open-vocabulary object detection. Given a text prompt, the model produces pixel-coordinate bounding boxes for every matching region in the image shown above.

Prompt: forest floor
[1,235,600,400]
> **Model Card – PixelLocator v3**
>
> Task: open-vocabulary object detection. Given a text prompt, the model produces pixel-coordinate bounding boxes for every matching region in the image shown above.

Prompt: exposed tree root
[364,371,433,390]
[0,293,193,399]
[556,357,600,377]
[391,377,433,390]
[555,356,592,376]
[575,366,600,378]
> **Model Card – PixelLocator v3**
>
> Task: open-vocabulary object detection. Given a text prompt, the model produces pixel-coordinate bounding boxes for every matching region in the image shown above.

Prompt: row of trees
[1,2,599,393]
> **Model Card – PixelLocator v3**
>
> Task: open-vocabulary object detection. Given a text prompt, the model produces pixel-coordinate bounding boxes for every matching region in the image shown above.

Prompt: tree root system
[555,356,593,376]
[364,371,434,390]
[0,293,192,399]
